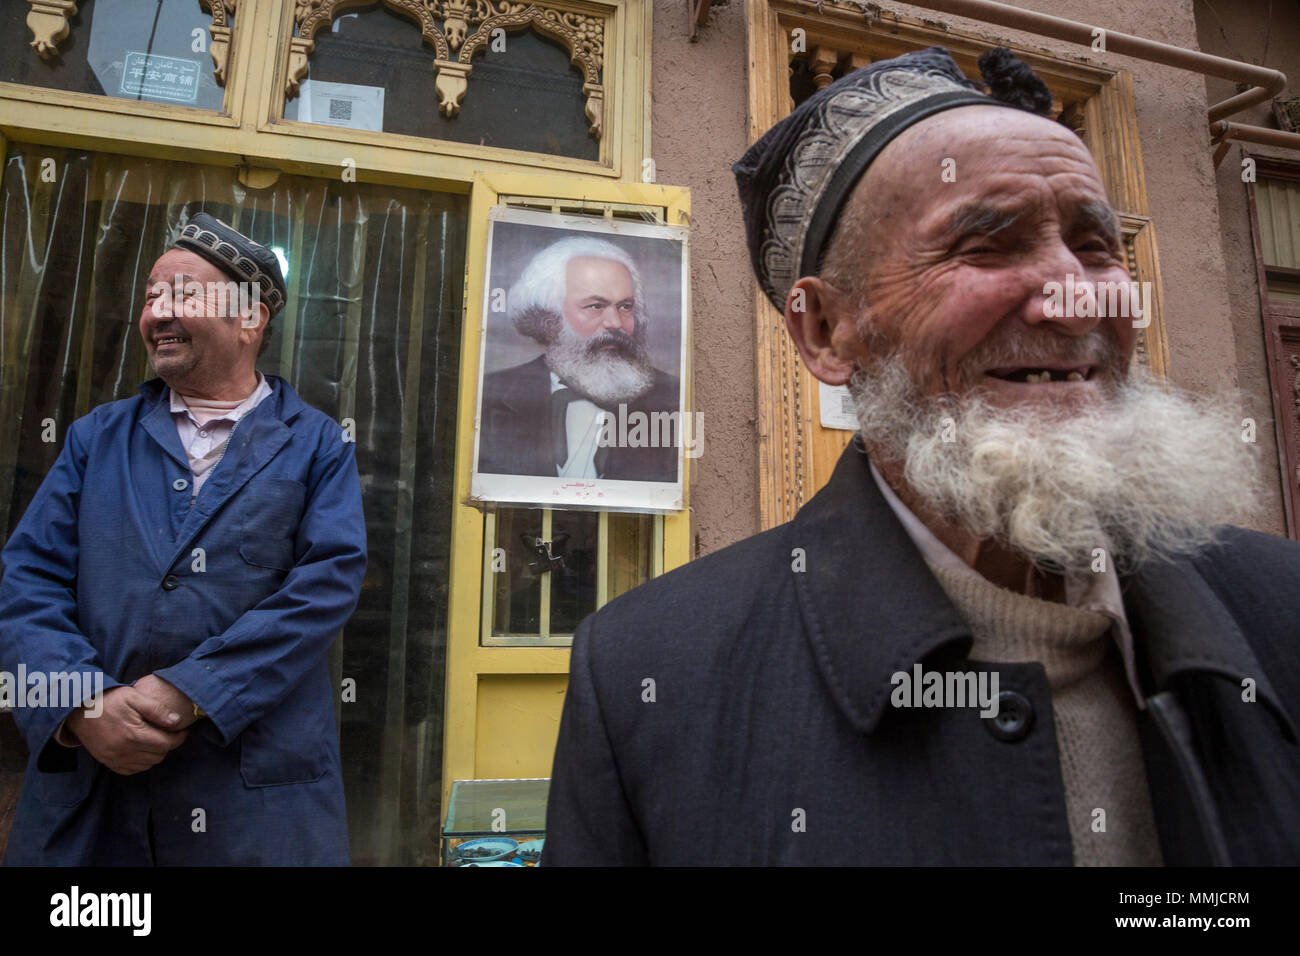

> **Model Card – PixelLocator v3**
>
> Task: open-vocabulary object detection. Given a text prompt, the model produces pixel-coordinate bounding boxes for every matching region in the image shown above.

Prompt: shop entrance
[0,143,467,864]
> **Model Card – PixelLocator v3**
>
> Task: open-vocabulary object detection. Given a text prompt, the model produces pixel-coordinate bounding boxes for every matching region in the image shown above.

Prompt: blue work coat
[0,375,367,865]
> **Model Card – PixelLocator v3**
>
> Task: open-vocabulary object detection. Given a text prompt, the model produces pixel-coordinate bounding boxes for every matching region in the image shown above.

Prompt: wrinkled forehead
[894,103,1095,167]
[147,248,224,284]
[858,105,1109,228]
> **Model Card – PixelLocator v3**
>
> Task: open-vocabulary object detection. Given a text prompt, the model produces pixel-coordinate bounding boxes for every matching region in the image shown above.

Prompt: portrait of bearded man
[476,235,681,484]
[543,47,1300,866]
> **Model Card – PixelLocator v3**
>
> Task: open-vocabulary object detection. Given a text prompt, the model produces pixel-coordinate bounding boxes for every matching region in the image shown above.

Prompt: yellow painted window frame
[442,171,691,810]
[746,0,1170,529]
[0,0,653,186]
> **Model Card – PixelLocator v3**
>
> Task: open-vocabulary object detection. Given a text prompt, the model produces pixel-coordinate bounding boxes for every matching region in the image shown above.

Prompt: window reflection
[487,509,654,641]
[0,0,230,112]
[283,5,599,161]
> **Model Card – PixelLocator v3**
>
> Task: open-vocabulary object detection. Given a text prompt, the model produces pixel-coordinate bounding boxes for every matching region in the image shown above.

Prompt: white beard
[848,354,1263,575]
[545,320,655,407]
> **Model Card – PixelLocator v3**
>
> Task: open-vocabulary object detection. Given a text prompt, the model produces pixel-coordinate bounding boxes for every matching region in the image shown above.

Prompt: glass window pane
[283,5,599,161]
[485,507,652,642]
[549,509,599,634]
[607,512,654,601]
[0,0,231,112]
[490,508,545,637]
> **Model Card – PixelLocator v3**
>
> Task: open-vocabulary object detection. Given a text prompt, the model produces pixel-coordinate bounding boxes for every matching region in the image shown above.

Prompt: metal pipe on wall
[891,0,1300,155]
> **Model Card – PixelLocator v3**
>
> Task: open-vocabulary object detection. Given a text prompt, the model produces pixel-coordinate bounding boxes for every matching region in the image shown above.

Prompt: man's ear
[238,302,269,346]
[784,276,862,387]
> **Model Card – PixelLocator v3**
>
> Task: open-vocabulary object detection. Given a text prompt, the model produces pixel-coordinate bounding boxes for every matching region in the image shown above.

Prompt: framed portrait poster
[470,205,692,512]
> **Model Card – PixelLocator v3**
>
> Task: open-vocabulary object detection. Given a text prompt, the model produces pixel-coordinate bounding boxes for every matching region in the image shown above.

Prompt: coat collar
[136,373,301,566]
[791,439,972,735]
[793,439,1298,742]
[136,373,308,423]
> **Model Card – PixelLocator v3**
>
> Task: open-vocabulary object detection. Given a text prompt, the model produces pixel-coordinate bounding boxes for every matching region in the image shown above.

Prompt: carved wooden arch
[295,0,451,62]
[25,1,77,58]
[458,4,604,136]
[286,0,605,140]
[198,0,237,85]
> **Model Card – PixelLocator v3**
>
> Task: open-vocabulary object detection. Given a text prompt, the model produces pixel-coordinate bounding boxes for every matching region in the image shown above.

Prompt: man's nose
[601,306,627,331]
[1018,240,1104,337]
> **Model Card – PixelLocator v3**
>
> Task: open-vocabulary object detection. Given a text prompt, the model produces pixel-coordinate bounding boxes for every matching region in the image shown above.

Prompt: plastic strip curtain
[0,142,466,864]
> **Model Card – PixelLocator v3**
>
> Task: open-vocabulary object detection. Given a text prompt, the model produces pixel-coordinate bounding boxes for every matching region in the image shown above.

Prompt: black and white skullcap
[172,212,287,316]
[733,46,1053,311]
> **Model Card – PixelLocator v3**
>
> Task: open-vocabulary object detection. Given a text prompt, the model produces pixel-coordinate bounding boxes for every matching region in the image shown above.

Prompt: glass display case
[441,778,549,867]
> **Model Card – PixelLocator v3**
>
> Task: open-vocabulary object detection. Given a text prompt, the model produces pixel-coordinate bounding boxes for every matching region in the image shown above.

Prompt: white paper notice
[297,80,385,132]
[819,381,858,431]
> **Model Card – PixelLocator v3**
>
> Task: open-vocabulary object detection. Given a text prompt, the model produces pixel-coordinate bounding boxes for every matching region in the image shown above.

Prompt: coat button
[984,690,1034,742]
[161,574,180,591]
[172,478,189,491]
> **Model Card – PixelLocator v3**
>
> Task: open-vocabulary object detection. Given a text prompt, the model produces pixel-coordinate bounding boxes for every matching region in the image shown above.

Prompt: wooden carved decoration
[809,47,837,91]
[289,0,606,139]
[1291,353,1300,495]
[1291,354,1300,416]
[198,0,237,86]
[25,0,77,59]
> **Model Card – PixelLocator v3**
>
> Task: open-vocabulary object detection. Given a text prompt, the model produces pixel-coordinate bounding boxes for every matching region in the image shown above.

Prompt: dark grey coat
[477,355,680,482]
[544,440,1300,865]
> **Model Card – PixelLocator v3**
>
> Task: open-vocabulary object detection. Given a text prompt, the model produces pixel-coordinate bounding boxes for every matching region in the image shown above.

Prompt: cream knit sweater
[927,561,1163,866]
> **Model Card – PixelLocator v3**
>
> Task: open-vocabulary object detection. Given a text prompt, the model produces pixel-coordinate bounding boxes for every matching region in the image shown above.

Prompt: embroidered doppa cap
[733,46,1053,311]
[172,212,287,316]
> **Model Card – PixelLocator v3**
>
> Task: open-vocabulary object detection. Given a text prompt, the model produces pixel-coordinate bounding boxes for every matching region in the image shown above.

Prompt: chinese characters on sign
[119,52,201,104]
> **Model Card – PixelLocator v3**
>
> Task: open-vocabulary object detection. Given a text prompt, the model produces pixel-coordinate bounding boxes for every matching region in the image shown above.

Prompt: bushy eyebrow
[145,273,196,288]
[947,203,1022,239]
[944,198,1121,247]
[1070,199,1122,247]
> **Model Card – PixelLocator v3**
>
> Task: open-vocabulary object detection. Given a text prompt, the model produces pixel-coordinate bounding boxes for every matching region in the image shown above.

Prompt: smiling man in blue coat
[0,213,367,865]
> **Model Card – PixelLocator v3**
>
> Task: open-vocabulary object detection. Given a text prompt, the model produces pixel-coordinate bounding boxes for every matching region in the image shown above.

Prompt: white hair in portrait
[505,235,648,343]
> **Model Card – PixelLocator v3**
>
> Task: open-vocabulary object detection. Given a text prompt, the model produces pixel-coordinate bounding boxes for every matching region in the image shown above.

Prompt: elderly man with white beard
[476,236,680,483]
[543,47,1300,866]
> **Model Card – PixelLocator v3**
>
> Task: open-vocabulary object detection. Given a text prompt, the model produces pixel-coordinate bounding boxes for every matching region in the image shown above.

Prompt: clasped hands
[64,674,198,775]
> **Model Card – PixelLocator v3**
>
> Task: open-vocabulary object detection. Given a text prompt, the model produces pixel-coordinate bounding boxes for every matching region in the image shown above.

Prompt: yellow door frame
[442,171,692,814]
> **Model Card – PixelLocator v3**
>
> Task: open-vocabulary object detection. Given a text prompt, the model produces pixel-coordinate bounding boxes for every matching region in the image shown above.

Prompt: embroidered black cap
[733,46,1053,312]
[172,212,287,316]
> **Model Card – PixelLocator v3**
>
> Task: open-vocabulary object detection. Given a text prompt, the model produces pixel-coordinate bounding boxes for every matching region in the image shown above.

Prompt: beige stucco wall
[653,0,760,555]
[1195,0,1299,538]
[657,0,1298,551]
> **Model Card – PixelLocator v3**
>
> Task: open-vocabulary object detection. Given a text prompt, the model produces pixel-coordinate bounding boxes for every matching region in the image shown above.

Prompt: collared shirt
[170,373,272,496]
[550,371,605,479]
[866,457,1145,708]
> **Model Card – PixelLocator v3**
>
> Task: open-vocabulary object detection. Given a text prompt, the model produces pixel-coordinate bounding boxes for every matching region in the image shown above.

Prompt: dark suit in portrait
[477,355,680,482]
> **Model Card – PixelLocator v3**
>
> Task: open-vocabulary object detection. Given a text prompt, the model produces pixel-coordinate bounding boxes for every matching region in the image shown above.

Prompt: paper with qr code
[819,381,858,430]
[297,80,385,132]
